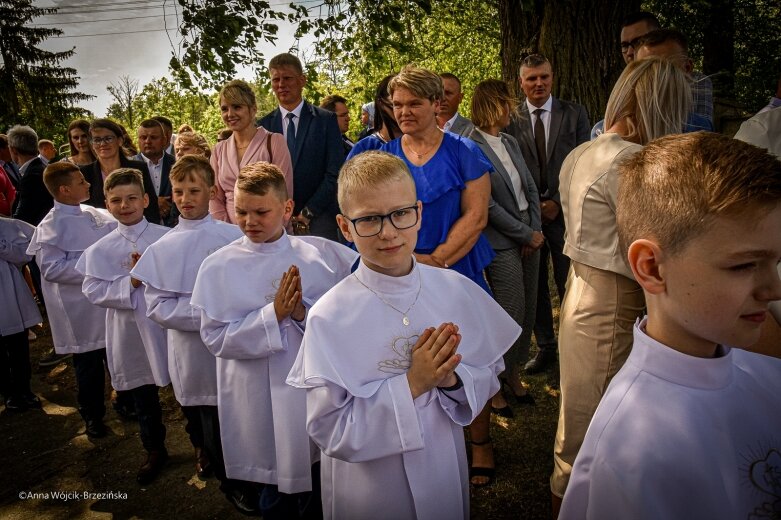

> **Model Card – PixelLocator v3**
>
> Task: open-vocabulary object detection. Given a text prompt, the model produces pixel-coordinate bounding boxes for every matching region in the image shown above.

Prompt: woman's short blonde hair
[471,79,519,129]
[174,132,211,159]
[604,56,691,145]
[388,65,443,102]
[219,79,257,108]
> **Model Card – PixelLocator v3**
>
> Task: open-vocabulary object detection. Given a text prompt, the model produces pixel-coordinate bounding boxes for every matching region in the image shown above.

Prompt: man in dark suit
[437,73,475,136]
[8,125,53,226]
[258,53,344,240]
[133,119,175,226]
[320,94,355,158]
[506,54,590,374]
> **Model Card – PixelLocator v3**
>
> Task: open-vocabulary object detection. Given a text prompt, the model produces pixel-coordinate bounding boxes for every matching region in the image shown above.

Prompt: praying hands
[274,265,306,322]
[406,323,462,399]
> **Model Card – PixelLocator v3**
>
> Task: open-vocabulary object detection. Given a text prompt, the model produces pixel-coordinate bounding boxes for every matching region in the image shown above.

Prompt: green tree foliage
[0,0,92,141]
[171,0,308,90]
[303,0,501,122]
[644,0,781,111]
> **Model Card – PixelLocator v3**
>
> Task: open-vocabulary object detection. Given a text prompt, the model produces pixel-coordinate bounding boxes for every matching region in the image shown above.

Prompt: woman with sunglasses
[80,119,160,223]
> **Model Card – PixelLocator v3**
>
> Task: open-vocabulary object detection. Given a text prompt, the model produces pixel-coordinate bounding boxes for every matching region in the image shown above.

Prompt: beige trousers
[550,261,645,498]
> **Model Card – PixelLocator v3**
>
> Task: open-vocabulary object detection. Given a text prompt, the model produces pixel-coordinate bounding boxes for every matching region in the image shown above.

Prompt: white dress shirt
[140,154,163,195]
[279,100,305,140]
[526,95,553,145]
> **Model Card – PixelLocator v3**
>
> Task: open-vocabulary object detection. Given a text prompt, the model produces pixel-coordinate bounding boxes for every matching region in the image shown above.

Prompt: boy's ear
[336,214,354,243]
[627,239,665,295]
[142,192,150,209]
[208,185,218,201]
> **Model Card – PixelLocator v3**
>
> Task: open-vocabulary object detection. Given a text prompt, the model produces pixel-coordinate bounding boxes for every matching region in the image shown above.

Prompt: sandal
[469,438,496,488]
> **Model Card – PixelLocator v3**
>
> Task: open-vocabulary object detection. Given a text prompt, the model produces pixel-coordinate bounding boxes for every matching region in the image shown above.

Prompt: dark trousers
[260,462,322,520]
[27,260,44,307]
[71,349,107,422]
[0,331,32,398]
[200,405,262,499]
[534,213,570,349]
[130,384,166,452]
[182,405,205,449]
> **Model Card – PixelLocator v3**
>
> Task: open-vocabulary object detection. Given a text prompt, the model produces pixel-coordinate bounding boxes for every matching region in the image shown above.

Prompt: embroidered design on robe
[378,334,418,374]
[265,277,282,304]
[742,445,781,519]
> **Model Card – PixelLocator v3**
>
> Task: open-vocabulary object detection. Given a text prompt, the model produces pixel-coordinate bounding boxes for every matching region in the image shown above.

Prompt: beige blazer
[559,133,642,279]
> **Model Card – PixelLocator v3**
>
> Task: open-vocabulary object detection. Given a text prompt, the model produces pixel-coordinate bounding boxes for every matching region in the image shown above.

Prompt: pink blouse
[209,127,294,223]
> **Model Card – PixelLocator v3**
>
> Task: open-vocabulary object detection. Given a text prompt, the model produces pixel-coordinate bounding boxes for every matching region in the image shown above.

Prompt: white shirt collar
[53,200,83,214]
[443,112,460,132]
[526,95,553,115]
[279,99,305,121]
[175,214,212,230]
[141,153,163,167]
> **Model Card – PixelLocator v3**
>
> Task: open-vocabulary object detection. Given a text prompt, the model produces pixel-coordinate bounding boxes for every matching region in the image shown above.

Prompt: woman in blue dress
[381,65,494,292]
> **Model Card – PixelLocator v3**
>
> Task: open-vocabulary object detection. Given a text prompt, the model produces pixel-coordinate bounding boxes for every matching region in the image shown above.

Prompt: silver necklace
[117,221,149,252]
[353,273,422,326]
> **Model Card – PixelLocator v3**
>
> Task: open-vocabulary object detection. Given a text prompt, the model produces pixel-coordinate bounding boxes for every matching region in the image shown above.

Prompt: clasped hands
[407,323,462,399]
[274,265,306,322]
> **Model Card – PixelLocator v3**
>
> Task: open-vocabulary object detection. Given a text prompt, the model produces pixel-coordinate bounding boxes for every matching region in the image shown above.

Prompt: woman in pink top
[210,80,293,223]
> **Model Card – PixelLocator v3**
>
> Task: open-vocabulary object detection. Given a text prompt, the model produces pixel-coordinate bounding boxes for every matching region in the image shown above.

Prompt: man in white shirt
[437,73,474,136]
[133,119,175,226]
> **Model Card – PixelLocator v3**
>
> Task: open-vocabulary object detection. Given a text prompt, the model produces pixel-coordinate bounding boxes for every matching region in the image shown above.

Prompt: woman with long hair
[551,57,691,504]
[62,119,96,167]
[347,74,403,158]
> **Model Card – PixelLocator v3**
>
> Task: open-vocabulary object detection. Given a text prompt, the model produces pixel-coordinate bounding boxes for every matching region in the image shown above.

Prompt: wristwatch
[300,207,315,221]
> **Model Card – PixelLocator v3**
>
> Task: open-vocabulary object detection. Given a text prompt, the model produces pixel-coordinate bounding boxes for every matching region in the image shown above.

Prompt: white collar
[443,112,460,130]
[279,99,305,121]
[141,153,163,166]
[53,200,83,215]
[526,95,553,115]
[240,230,291,254]
[175,214,212,230]
[353,257,420,295]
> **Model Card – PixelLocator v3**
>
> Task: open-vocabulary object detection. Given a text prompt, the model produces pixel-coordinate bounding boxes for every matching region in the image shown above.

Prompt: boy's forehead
[679,206,781,259]
[107,183,144,196]
[172,172,211,188]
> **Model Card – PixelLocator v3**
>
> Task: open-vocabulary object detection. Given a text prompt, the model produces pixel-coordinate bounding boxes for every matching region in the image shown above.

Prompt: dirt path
[0,325,247,520]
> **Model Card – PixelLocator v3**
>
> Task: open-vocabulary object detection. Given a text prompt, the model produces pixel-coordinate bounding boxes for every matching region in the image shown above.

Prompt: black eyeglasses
[90,136,117,145]
[620,36,644,53]
[344,205,419,237]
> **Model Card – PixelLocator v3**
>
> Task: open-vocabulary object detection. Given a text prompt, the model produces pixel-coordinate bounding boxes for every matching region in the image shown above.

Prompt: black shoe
[490,403,514,418]
[524,348,557,374]
[4,396,28,412]
[225,488,262,517]
[22,392,42,408]
[137,449,168,485]
[112,402,138,421]
[85,419,107,438]
[38,348,72,367]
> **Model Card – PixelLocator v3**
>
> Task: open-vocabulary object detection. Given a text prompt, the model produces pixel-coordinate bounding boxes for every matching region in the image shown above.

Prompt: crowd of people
[1,10,780,519]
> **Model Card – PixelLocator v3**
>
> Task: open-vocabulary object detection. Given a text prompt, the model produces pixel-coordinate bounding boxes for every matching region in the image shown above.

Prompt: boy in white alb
[191,162,357,519]
[560,133,781,519]
[26,162,116,437]
[76,168,171,486]
[286,151,521,520]
[131,156,257,514]
[1,217,43,411]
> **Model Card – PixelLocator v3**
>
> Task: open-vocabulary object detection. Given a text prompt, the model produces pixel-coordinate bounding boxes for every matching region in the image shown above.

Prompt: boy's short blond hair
[170,155,215,186]
[43,161,80,197]
[337,151,416,214]
[617,132,781,257]
[268,53,304,75]
[236,162,288,200]
[104,168,145,195]
[388,65,443,102]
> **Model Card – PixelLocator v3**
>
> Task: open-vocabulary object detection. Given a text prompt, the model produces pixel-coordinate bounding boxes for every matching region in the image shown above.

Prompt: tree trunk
[702,0,734,98]
[499,0,640,123]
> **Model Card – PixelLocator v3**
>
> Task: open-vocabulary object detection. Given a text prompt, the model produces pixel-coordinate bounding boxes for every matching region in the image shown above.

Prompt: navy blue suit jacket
[258,101,344,237]
[13,157,53,226]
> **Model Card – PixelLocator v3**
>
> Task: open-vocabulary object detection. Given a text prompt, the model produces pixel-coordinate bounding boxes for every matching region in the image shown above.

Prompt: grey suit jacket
[468,128,542,250]
[505,97,590,207]
[448,113,475,137]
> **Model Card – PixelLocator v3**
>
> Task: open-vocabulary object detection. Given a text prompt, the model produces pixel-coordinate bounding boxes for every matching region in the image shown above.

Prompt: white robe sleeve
[81,274,134,310]
[38,244,84,285]
[199,302,287,360]
[437,362,503,426]
[305,375,426,463]
[0,235,33,266]
[144,285,199,332]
